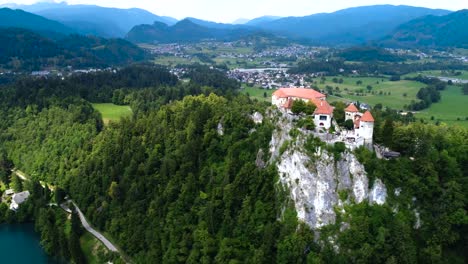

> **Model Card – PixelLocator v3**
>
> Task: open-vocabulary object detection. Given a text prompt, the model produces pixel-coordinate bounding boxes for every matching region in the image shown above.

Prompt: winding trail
[71,201,118,252]
[12,169,120,254]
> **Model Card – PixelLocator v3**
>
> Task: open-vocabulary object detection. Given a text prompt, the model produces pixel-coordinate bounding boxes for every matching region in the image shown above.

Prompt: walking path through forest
[12,169,120,253]
[71,201,118,252]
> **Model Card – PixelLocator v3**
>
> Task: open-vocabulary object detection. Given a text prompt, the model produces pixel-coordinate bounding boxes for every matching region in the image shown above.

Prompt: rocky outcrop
[251,112,264,124]
[270,111,387,229]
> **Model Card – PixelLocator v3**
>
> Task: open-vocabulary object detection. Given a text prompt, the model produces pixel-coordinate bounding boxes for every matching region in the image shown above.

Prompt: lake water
[0,223,61,263]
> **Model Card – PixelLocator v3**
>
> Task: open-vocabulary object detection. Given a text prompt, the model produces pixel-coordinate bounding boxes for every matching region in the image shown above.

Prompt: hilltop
[382,10,468,48]
[0,28,146,70]
[1,2,178,38]
[0,8,74,36]
[126,19,262,43]
[254,5,450,45]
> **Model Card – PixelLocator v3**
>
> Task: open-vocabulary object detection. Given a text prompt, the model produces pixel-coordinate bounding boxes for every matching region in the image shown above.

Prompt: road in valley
[71,201,118,252]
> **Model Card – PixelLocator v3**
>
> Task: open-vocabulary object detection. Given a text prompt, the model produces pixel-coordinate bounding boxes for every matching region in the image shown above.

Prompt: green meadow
[240,85,274,102]
[416,85,468,128]
[92,103,132,124]
[314,76,425,109]
[240,77,468,128]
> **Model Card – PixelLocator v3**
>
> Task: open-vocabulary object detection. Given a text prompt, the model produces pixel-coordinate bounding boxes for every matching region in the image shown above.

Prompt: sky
[0,0,467,23]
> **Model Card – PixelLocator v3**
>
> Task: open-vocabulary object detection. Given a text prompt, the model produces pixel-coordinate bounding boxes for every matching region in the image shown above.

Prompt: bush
[344,119,354,130]
[304,136,325,156]
[327,142,346,160]
[279,140,290,155]
[297,117,316,130]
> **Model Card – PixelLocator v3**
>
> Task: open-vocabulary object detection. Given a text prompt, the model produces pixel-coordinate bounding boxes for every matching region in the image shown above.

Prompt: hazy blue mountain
[255,5,451,45]
[186,17,251,30]
[0,8,74,36]
[245,16,282,26]
[232,18,249,25]
[2,2,178,37]
[126,19,261,43]
[0,1,68,12]
[160,16,179,25]
[381,10,468,48]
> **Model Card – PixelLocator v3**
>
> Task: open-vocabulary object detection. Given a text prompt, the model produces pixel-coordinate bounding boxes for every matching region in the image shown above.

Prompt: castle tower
[359,111,375,141]
[345,103,359,121]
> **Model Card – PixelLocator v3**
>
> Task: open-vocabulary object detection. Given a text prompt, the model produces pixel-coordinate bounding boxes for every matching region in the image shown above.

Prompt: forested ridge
[0,28,147,71]
[0,64,467,263]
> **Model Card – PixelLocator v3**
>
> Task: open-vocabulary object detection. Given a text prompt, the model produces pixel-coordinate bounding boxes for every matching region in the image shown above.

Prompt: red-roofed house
[272,87,333,129]
[344,102,375,142]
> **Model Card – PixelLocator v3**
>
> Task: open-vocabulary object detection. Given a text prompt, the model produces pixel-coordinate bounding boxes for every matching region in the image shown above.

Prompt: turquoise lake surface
[0,223,61,263]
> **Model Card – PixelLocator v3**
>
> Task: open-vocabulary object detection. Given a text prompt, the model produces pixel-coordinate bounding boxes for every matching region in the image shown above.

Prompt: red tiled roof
[361,111,375,122]
[273,87,325,100]
[345,103,359,112]
[311,98,334,115]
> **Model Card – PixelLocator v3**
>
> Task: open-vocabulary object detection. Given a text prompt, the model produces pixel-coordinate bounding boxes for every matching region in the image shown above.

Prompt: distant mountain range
[381,10,468,48]
[0,8,74,36]
[0,3,466,49]
[0,2,178,37]
[245,16,282,26]
[252,5,451,45]
[126,19,263,43]
[232,18,249,25]
[126,5,453,46]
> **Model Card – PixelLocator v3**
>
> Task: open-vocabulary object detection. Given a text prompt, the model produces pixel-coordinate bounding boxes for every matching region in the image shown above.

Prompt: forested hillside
[0,28,147,71]
[0,8,74,35]
[382,10,468,48]
[253,5,450,45]
[126,19,262,44]
[0,64,466,263]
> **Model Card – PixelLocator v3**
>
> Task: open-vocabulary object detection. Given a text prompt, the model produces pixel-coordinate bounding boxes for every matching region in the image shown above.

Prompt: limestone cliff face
[269,111,387,229]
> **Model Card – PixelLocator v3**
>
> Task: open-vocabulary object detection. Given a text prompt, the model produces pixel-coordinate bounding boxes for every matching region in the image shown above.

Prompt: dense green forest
[0,64,467,263]
[288,59,468,76]
[337,47,407,62]
[0,28,147,71]
[382,10,468,48]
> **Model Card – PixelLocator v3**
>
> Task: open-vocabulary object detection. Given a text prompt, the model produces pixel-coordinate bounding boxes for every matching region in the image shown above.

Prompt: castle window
[319,115,327,121]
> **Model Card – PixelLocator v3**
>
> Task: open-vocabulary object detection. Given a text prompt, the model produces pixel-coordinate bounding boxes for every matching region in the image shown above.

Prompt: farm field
[92,103,132,124]
[314,76,425,109]
[416,85,468,128]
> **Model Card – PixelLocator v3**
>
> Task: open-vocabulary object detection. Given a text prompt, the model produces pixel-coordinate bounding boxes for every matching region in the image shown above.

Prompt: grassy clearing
[314,76,424,109]
[241,85,274,102]
[92,103,132,124]
[80,232,109,264]
[415,85,468,128]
